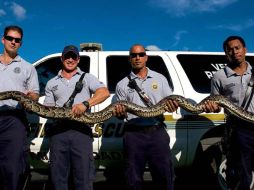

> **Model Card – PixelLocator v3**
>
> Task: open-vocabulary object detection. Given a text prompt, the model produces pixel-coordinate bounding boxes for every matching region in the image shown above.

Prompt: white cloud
[182,46,191,51]
[210,19,254,31]
[145,45,162,51]
[146,31,188,51]
[171,30,188,47]
[149,0,238,17]
[0,9,6,17]
[10,2,26,20]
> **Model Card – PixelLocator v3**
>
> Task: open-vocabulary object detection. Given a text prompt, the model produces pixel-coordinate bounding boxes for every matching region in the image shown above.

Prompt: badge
[151,81,158,90]
[14,67,21,73]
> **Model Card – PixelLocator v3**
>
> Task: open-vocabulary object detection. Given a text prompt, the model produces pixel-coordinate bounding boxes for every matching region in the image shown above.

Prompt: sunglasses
[63,52,79,61]
[4,35,22,43]
[130,52,146,58]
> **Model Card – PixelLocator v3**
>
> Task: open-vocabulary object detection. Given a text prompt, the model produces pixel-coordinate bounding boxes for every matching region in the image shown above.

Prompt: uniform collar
[57,67,83,78]
[225,61,252,77]
[129,67,152,80]
[0,54,21,65]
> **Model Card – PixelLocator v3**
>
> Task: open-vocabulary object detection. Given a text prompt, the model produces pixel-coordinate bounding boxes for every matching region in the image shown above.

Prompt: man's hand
[202,101,221,113]
[72,103,87,117]
[113,104,127,119]
[165,100,178,113]
[26,91,39,101]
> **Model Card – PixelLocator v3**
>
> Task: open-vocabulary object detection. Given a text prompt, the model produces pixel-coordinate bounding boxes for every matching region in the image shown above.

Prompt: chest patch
[151,81,158,90]
[225,83,235,89]
[14,67,21,74]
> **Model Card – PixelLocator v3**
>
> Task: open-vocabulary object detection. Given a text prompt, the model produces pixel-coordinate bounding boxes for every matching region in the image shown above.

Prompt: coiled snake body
[0,91,253,124]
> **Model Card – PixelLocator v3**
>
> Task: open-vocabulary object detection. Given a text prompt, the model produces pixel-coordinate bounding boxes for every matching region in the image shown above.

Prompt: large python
[0,91,253,124]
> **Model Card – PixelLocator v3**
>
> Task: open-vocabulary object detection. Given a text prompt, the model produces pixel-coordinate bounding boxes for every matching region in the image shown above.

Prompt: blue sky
[0,0,254,63]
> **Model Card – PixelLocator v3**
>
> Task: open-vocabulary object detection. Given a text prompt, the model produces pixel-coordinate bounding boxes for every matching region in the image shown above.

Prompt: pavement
[25,168,220,190]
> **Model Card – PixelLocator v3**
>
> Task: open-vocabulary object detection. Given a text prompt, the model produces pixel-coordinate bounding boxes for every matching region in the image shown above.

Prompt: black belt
[124,124,164,133]
[0,109,28,125]
[227,115,253,130]
[0,109,24,116]
[45,120,93,137]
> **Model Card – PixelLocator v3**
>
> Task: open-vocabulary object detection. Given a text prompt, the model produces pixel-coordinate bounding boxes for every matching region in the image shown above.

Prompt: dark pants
[123,124,174,190]
[49,121,95,190]
[226,119,254,190]
[0,113,27,190]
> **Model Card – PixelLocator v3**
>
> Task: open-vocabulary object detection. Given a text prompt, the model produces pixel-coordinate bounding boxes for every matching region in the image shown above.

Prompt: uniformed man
[203,36,254,190]
[0,25,39,190]
[43,45,110,190]
[114,44,178,190]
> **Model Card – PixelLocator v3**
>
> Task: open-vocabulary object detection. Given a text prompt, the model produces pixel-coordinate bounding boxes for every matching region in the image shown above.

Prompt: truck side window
[177,54,254,94]
[36,56,90,96]
[177,54,227,94]
[106,55,174,93]
[147,56,174,91]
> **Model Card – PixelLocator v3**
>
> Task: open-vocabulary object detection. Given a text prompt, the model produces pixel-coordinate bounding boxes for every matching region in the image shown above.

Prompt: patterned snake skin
[0,91,253,124]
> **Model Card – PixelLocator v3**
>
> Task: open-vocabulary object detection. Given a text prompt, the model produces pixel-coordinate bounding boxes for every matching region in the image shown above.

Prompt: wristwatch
[82,101,90,109]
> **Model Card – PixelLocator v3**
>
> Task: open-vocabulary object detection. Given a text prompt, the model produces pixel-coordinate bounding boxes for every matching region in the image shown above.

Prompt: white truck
[26,48,254,189]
